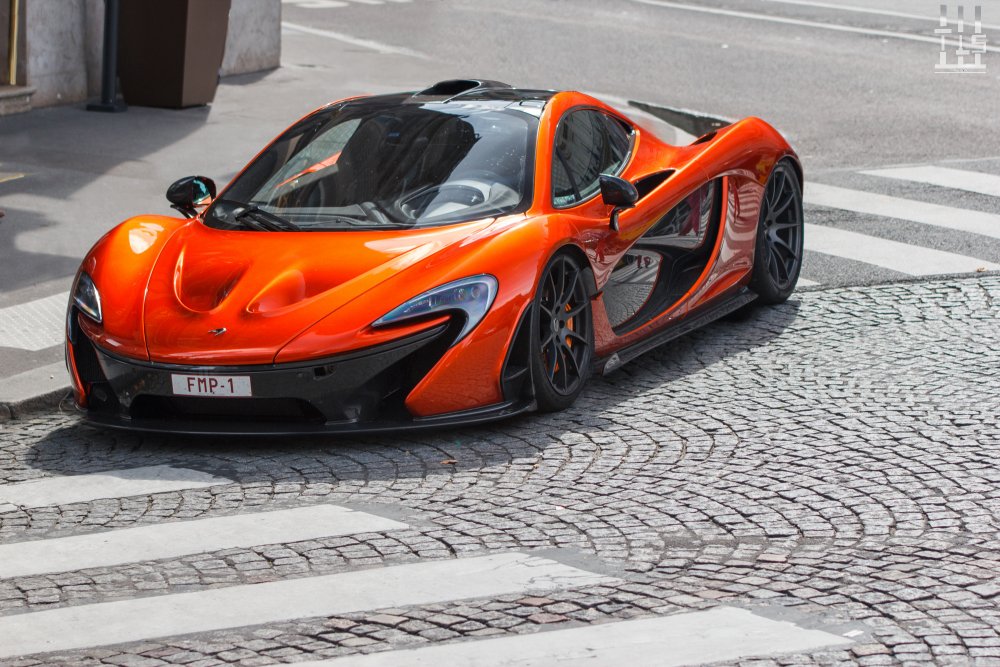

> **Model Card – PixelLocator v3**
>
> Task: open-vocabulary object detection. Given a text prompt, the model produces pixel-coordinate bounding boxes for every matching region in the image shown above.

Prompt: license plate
[171,374,252,398]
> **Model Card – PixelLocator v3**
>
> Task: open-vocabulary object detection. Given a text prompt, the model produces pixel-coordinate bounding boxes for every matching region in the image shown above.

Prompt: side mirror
[167,176,217,218]
[600,175,638,232]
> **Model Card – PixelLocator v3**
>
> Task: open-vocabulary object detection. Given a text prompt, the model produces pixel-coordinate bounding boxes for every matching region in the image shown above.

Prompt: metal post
[87,0,126,112]
[7,0,18,85]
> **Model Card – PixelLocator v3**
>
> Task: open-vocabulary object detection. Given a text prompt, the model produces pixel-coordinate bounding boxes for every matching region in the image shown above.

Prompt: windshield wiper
[233,202,301,231]
[305,212,378,227]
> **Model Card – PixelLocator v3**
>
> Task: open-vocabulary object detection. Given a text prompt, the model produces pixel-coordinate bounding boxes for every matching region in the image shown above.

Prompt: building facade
[1,0,280,115]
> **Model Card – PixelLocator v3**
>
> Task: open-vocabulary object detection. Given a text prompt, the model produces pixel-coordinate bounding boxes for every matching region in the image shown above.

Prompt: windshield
[205,100,538,231]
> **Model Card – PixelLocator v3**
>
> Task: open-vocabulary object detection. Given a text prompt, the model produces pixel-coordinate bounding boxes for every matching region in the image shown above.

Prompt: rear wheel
[749,160,803,304]
[530,252,593,412]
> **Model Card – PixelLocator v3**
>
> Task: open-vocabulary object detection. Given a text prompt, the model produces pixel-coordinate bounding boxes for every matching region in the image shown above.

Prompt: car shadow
[24,299,802,485]
[586,299,804,407]
[0,103,213,292]
[0,205,93,291]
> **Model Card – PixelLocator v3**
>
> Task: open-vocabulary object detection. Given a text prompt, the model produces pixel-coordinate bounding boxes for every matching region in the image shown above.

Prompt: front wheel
[749,160,804,304]
[530,252,594,412]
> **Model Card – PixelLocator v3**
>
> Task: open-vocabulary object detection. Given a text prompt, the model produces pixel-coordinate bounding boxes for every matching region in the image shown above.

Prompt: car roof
[344,80,557,117]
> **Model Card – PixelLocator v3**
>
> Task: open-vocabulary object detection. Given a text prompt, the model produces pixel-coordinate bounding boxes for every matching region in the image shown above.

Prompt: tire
[748,159,804,304]
[530,252,594,412]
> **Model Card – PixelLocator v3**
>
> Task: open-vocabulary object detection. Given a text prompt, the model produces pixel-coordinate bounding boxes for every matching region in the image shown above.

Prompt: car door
[550,107,724,336]
[602,176,723,333]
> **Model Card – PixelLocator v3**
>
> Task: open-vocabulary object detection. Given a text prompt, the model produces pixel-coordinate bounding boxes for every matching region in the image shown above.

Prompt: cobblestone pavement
[0,276,998,666]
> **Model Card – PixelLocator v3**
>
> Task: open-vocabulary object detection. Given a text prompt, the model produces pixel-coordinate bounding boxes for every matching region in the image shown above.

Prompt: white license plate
[171,374,252,398]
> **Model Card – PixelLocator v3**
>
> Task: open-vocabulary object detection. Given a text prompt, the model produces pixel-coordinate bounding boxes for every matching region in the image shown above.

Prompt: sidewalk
[0,26,447,418]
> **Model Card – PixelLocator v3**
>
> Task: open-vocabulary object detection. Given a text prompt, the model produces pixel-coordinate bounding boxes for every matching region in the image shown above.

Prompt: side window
[552,110,633,208]
[600,114,631,175]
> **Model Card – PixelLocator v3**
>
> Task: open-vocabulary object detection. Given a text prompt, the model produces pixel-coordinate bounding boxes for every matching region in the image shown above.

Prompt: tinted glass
[552,110,632,208]
[205,102,538,231]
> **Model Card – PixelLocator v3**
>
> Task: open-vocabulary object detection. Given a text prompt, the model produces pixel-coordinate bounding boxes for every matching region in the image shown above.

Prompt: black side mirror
[167,176,217,218]
[600,175,638,232]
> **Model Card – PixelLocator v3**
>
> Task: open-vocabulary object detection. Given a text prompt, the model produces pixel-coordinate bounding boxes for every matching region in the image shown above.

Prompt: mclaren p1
[66,79,804,434]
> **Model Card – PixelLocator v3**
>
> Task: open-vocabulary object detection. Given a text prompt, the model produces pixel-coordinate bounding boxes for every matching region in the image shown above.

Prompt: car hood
[143,220,493,364]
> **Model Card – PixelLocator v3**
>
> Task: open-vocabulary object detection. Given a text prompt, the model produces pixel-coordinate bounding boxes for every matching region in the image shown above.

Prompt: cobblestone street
[1,276,998,666]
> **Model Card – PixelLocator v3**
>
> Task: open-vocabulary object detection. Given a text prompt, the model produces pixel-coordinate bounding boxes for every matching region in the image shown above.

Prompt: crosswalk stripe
[0,465,232,509]
[300,606,853,667]
[860,166,1000,198]
[805,183,1000,240]
[0,552,619,659]
[0,291,67,351]
[804,223,1000,275]
[0,505,408,579]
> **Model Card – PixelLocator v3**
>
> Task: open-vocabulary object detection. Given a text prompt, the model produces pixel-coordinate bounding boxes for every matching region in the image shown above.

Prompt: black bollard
[87,0,127,112]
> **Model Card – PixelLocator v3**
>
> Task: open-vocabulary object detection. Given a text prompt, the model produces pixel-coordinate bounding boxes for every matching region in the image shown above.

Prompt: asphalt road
[279,0,1000,284]
[280,0,999,170]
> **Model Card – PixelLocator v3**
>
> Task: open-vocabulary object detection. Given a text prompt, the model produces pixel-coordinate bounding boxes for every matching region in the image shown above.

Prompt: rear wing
[628,100,734,144]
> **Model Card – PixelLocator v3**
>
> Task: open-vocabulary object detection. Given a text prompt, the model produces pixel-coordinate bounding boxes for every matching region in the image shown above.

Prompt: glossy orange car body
[67,80,802,434]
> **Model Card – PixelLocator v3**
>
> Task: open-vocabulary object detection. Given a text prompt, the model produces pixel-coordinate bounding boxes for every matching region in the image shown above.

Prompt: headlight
[73,272,103,324]
[372,275,498,344]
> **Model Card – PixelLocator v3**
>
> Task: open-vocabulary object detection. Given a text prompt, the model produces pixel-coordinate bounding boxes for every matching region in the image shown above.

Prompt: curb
[0,363,71,422]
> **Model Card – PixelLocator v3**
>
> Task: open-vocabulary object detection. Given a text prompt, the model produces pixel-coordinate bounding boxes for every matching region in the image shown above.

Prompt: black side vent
[633,169,676,200]
[414,79,513,100]
[500,306,534,403]
[692,131,717,145]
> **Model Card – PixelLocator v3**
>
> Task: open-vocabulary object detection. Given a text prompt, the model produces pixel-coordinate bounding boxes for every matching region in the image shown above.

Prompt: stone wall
[222,0,282,76]
[24,0,89,106]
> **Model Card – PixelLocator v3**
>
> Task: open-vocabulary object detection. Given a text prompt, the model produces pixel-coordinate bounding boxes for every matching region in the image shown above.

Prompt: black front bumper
[71,324,531,435]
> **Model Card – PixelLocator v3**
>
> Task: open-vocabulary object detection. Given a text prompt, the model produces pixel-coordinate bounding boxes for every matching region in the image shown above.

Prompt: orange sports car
[66,79,803,434]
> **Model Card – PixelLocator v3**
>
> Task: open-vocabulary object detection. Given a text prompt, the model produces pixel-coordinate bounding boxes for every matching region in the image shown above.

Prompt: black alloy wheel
[750,160,804,304]
[531,252,593,412]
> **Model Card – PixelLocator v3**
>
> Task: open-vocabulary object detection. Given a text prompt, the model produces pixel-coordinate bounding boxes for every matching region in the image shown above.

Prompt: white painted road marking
[805,184,1000,240]
[630,0,1000,53]
[861,166,1000,199]
[760,0,1000,31]
[804,223,1000,276]
[0,552,619,659]
[0,465,232,509]
[0,291,68,351]
[797,277,820,287]
[301,606,853,666]
[281,21,428,58]
[0,171,27,184]
[283,0,411,7]
[0,505,408,579]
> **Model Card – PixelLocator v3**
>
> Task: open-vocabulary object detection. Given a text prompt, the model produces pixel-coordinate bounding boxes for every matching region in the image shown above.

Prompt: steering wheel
[397,180,492,221]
